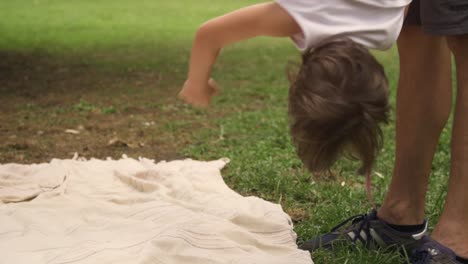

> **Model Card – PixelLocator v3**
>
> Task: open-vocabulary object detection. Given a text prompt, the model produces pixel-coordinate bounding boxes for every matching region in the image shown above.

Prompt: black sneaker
[300,209,427,254]
[409,236,463,264]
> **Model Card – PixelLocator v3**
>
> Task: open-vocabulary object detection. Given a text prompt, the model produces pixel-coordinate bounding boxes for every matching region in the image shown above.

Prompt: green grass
[0,1,453,263]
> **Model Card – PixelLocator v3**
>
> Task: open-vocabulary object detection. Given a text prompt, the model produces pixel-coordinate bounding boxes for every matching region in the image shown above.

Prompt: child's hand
[179,2,299,107]
[178,78,220,108]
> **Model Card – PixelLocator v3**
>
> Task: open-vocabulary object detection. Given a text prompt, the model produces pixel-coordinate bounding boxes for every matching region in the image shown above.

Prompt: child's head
[288,39,389,176]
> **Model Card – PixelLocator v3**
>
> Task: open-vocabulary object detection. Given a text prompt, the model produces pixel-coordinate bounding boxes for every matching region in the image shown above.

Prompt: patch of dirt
[285,207,309,223]
[0,51,210,164]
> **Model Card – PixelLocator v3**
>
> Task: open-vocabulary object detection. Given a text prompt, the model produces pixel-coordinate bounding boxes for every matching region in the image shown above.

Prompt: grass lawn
[0,1,454,263]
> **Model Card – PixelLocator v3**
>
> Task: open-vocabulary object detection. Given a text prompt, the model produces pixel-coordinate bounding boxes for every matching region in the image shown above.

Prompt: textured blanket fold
[0,157,313,264]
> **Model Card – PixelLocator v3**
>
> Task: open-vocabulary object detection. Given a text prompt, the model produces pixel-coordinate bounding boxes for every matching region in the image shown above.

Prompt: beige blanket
[0,156,313,264]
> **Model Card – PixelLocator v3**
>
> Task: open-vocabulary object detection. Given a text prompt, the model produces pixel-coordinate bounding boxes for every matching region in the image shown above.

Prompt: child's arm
[179,2,301,107]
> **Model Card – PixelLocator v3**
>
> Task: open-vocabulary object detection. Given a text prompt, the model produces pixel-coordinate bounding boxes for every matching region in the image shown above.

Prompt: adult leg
[377,25,452,225]
[431,34,468,258]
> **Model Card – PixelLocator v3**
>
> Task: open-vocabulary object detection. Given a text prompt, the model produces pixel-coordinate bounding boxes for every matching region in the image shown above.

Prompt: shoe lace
[330,213,368,232]
[330,213,373,245]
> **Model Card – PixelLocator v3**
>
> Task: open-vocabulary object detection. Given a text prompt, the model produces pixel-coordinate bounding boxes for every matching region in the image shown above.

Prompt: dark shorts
[405,0,468,35]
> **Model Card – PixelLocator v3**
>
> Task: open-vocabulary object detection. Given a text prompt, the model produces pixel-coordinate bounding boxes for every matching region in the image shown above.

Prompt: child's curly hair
[288,39,390,176]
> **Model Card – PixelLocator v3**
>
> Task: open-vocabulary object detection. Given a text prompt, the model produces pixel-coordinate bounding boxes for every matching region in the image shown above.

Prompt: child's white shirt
[275,0,411,51]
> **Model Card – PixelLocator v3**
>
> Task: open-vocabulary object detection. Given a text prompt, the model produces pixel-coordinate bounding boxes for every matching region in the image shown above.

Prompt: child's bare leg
[431,34,468,258]
[377,25,452,225]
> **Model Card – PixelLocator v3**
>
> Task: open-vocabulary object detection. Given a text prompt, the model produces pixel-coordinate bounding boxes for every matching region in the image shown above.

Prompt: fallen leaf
[65,129,80,135]
[108,137,128,147]
[375,172,385,179]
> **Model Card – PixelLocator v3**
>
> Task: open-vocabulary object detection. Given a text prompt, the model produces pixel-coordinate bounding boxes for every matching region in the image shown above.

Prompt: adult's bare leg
[377,25,452,225]
[431,34,468,258]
